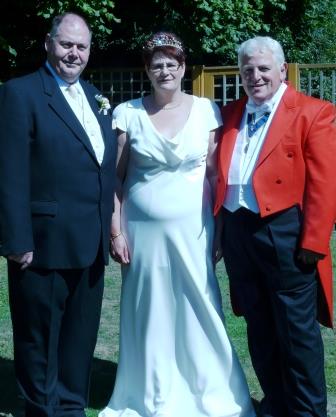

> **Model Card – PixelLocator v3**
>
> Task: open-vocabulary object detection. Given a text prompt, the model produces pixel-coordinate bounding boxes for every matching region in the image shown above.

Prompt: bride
[99,32,256,417]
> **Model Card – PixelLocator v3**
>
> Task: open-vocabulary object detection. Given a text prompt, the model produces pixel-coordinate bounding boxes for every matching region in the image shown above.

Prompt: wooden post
[287,63,300,91]
[203,71,215,100]
[192,65,204,97]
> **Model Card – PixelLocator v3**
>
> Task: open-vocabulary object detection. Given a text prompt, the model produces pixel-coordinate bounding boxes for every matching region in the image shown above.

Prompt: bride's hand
[110,234,130,264]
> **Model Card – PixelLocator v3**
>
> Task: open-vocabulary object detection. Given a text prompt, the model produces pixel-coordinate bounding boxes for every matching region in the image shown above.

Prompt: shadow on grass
[0,356,117,415]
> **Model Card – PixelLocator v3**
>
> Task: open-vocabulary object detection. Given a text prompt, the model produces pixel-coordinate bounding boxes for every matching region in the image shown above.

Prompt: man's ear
[280,62,288,81]
[45,34,51,53]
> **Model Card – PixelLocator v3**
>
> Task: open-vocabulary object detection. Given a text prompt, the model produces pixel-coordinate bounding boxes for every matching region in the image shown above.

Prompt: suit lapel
[39,67,98,163]
[256,85,297,167]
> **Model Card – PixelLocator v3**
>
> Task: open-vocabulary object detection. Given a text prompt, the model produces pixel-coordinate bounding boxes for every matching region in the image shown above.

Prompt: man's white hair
[238,36,285,69]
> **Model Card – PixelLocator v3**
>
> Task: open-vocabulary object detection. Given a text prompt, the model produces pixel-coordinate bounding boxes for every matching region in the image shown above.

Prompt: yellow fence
[86,63,336,108]
[192,63,336,106]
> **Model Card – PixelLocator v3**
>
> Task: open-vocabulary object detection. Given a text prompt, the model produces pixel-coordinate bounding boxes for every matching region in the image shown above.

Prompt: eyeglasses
[149,63,181,73]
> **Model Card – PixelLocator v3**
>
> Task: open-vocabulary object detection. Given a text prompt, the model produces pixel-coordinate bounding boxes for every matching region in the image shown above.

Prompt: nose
[252,67,261,81]
[69,45,79,56]
[160,64,170,75]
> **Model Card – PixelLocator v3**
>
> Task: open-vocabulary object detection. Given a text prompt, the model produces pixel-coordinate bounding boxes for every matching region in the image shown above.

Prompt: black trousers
[221,206,326,417]
[8,251,105,417]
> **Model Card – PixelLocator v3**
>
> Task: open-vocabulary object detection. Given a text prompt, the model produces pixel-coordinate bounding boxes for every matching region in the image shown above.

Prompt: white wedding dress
[99,97,256,417]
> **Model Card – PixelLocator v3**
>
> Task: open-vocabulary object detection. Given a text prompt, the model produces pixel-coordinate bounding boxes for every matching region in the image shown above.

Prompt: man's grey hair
[238,36,285,69]
[49,12,92,40]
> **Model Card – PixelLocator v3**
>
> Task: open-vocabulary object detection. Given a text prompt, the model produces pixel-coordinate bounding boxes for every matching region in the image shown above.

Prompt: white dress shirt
[224,82,287,213]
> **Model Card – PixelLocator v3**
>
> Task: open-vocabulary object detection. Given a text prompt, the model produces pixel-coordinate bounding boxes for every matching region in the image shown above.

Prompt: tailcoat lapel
[256,85,297,167]
[220,85,298,182]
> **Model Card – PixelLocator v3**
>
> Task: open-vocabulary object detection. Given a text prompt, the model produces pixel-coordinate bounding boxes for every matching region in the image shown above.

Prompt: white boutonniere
[95,94,111,115]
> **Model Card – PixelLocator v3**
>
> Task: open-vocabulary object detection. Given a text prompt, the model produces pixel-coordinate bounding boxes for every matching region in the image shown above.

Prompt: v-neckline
[141,96,195,141]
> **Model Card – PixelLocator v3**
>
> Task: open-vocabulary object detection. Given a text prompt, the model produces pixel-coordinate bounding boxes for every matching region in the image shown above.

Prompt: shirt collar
[45,61,80,89]
[246,82,287,114]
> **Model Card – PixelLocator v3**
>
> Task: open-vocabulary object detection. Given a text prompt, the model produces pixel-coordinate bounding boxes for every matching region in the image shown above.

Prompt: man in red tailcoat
[214,36,336,417]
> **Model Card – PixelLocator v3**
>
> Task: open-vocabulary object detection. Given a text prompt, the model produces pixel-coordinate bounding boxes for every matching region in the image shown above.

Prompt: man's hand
[212,235,223,264]
[8,252,33,270]
[297,248,324,265]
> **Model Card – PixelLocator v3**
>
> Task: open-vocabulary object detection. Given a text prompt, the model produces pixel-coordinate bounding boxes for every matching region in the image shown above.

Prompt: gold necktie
[67,84,84,124]
[67,85,105,164]
[67,84,79,100]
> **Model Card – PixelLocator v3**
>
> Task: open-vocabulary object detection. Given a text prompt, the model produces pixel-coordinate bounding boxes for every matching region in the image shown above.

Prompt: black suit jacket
[0,65,117,268]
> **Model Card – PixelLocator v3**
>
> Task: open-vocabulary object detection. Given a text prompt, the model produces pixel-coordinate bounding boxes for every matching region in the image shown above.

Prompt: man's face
[240,49,287,105]
[45,15,91,83]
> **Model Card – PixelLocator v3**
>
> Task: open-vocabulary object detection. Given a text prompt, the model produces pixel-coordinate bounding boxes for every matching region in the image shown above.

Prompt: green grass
[0,239,335,417]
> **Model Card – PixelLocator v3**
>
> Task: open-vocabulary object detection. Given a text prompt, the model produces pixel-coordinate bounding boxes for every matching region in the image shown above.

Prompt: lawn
[0,240,335,417]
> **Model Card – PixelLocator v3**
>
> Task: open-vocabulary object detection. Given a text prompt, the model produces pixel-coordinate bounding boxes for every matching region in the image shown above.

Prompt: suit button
[276,179,282,184]
[266,205,271,212]
[287,152,294,158]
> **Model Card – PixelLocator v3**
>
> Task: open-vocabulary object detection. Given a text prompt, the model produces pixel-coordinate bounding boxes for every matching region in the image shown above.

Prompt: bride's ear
[180,63,186,79]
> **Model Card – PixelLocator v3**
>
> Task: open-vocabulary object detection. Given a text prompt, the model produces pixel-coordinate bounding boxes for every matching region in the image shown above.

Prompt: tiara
[144,34,184,52]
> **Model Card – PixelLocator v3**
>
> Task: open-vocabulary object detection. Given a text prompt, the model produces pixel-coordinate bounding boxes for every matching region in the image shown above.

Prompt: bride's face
[146,52,185,93]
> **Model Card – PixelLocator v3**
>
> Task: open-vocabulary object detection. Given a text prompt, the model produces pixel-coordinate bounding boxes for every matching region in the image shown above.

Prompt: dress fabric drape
[99,97,256,417]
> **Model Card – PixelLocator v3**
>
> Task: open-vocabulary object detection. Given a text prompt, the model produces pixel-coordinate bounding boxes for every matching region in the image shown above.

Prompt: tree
[104,0,287,65]
[1,0,335,81]
[0,0,119,79]
[262,0,336,63]
[37,0,119,49]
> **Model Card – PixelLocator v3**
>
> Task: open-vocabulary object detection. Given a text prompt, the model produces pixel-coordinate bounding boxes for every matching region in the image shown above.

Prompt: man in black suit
[0,12,116,417]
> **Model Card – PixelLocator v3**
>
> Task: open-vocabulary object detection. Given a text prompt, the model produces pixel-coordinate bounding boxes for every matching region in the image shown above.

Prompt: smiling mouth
[64,61,79,67]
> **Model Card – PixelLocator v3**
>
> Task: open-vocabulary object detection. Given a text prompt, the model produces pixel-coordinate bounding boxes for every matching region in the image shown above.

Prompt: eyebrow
[59,41,89,47]
[242,64,271,69]
[151,62,178,66]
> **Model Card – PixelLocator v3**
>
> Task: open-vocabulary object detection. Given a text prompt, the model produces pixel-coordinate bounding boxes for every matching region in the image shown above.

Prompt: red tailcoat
[214,85,336,328]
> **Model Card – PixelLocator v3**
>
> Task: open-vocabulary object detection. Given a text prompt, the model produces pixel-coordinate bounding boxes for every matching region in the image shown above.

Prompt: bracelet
[110,232,122,240]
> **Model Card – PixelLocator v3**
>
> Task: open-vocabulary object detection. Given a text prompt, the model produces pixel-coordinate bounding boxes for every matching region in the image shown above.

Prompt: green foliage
[104,0,335,65]
[0,0,335,79]
[0,0,119,79]
[291,0,336,63]
[263,0,336,63]
[109,0,287,64]
[36,0,119,49]
[185,0,267,55]
[0,36,17,60]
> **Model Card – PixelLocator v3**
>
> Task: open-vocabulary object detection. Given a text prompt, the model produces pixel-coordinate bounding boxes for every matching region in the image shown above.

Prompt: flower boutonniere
[95,94,111,115]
